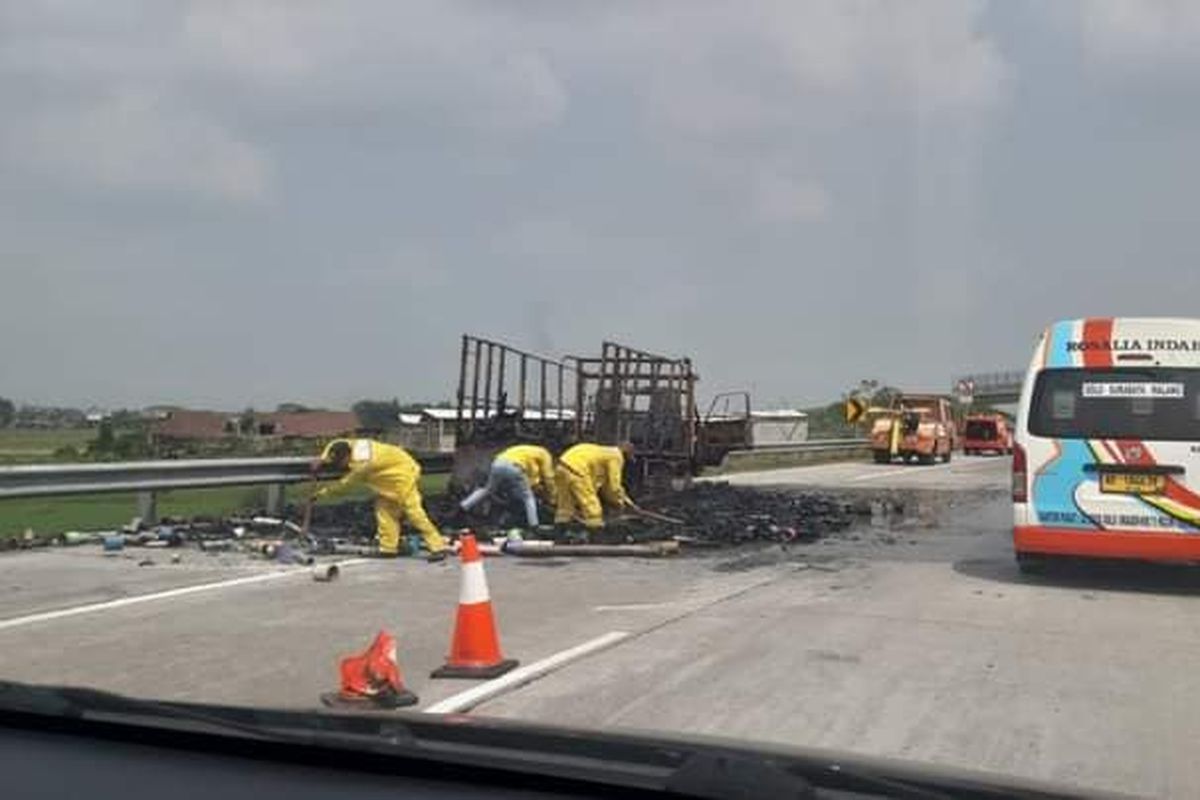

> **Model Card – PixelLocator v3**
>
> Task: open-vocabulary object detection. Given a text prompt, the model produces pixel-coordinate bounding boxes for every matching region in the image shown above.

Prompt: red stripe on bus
[1081,318,1114,368]
[1015,525,1200,560]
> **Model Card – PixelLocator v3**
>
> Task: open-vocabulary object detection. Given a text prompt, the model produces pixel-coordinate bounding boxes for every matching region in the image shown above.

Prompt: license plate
[1100,473,1165,495]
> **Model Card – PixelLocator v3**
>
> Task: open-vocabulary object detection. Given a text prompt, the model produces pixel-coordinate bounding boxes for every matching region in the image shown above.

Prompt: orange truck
[869,394,955,465]
[962,413,1012,456]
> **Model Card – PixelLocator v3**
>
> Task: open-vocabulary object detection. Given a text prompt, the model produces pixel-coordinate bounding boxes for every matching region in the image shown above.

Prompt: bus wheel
[1016,553,1049,575]
[873,451,891,464]
[941,446,952,463]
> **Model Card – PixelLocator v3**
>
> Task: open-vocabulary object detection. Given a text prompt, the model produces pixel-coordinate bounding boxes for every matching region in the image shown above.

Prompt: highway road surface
[3,454,1200,797]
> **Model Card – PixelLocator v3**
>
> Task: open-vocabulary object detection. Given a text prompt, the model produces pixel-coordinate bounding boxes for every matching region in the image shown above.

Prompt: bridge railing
[955,370,1025,394]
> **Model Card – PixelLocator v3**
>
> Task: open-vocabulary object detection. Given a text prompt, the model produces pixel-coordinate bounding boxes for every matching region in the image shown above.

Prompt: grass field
[0,474,450,539]
[0,428,95,463]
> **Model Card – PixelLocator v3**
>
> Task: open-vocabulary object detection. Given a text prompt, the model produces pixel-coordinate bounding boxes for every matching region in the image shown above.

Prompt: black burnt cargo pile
[594,481,856,547]
[285,482,856,551]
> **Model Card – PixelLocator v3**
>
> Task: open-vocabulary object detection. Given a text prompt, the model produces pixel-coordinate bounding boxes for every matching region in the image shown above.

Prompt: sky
[4,1,1200,411]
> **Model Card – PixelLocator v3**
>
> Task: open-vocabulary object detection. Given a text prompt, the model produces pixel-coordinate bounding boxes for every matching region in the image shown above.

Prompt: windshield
[1029,368,1200,441]
[3,3,1199,799]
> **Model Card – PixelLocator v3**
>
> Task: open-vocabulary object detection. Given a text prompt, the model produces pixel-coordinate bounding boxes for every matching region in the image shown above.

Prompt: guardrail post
[265,483,285,516]
[137,491,158,525]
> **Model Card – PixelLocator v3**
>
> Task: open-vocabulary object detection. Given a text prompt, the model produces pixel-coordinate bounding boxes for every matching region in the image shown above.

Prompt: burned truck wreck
[449,334,752,495]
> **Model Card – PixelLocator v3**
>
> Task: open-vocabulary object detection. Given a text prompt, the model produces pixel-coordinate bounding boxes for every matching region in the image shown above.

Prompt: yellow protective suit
[553,443,632,528]
[496,444,557,505]
[315,438,447,555]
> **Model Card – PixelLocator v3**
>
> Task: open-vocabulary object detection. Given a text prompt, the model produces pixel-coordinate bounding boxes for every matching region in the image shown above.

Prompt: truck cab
[870,394,954,465]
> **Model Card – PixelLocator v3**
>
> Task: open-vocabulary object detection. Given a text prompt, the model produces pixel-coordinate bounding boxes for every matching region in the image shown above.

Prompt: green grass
[0,474,449,539]
[0,428,95,463]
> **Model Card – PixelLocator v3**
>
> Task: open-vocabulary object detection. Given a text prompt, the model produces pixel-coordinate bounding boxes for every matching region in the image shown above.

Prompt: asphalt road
[4,454,1199,797]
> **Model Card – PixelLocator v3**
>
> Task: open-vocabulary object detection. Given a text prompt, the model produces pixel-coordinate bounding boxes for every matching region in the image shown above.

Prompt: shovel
[626,504,685,526]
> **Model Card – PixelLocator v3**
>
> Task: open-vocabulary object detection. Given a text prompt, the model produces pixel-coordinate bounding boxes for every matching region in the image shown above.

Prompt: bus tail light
[1012,442,1028,502]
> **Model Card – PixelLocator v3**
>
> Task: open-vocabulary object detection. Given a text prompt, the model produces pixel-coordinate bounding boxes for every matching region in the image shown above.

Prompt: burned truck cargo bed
[450,334,752,493]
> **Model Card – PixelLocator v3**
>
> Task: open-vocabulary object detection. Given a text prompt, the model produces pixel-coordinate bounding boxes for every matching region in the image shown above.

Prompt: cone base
[431,658,519,680]
[319,690,419,710]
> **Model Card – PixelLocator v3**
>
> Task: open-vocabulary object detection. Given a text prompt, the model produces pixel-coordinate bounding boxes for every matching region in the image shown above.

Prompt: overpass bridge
[953,370,1024,407]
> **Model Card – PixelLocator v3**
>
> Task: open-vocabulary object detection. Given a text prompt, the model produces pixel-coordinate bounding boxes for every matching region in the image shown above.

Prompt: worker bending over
[312,438,449,562]
[554,442,636,529]
[460,444,556,529]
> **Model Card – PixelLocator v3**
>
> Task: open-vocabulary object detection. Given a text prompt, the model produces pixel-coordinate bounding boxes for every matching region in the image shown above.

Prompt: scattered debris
[313,564,340,582]
[3,480,860,563]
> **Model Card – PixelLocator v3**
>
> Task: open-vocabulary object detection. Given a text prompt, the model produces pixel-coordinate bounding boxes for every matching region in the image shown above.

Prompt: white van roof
[1036,317,1200,370]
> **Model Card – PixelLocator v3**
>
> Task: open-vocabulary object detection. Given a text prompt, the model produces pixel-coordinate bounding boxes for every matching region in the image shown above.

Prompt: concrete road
[4,455,1199,797]
[715,451,1010,491]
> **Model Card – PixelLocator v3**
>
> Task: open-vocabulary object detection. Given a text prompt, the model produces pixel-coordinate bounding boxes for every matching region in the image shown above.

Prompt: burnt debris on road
[0,482,863,559]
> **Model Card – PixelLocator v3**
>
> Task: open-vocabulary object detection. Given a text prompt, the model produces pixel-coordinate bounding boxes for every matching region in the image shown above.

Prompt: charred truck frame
[452,335,747,493]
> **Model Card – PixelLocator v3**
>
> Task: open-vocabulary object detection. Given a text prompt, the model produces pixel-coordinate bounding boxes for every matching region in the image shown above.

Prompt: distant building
[150,410,237,442]
[253,411,360,439]
[150,409,361,446]
[749,410,808,446]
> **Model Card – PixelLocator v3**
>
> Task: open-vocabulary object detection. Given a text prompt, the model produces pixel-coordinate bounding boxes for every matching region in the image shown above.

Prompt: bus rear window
[1029,368,1200,441]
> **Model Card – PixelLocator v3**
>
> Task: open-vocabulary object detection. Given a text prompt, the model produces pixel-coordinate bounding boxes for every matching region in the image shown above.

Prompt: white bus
[1013,317,1200,571]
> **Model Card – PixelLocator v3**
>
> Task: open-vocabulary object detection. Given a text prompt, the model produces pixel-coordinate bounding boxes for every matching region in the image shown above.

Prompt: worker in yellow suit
[460,444,557,528]
[311,438,449,561]
[554,442,636,529]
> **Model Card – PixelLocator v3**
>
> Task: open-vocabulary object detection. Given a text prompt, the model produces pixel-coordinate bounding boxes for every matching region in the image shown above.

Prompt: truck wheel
[918,451,936,465]
[873,451,891,464]
[941,445,952,463]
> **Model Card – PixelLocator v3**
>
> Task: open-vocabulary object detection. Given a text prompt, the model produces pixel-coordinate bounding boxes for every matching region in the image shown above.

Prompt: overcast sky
[4,1,1200,410]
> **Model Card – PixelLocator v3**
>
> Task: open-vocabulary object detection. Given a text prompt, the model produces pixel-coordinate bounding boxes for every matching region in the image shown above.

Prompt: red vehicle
[962,413,1012,455]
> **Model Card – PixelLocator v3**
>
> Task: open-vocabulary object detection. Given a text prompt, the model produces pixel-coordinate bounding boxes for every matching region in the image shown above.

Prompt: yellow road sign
[845,396,867,424]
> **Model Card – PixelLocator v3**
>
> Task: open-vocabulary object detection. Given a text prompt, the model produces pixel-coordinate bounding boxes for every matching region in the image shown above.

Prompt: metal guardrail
[0,454,453,500]
[748,438,867,452]
[717,439,870,472]
[0,453,455,524]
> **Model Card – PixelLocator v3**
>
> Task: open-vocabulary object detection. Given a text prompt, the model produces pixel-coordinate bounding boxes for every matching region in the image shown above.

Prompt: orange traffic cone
[320,629,419,709]
[432,533,518,679]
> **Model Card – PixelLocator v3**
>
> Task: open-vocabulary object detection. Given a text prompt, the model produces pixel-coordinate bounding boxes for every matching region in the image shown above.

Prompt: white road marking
[0,558,371,632]
[423,631,632,714]
[593,602,674,612]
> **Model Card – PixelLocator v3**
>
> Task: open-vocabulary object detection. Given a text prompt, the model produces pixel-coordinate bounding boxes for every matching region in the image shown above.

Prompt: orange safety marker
[432,533,518,679]
[321,629,419,709]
